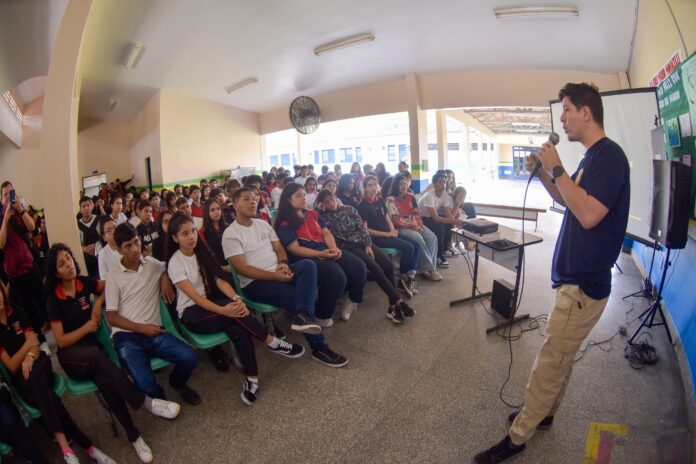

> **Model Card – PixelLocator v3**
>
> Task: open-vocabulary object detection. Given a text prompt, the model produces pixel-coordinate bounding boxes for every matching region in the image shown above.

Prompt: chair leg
[94,392,119,438]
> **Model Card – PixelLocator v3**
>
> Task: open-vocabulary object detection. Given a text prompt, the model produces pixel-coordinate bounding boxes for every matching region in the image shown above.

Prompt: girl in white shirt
[165,213,304,405]
[109,195,128,225]
[304,177,318,209]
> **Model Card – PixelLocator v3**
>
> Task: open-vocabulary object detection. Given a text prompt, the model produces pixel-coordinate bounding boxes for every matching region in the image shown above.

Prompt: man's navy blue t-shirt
[551,137,630,300]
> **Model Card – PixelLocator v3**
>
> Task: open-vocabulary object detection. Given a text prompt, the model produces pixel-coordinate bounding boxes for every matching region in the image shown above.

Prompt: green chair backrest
[159,300,187,343]
[96,316,121,368]
[227,265,278,314]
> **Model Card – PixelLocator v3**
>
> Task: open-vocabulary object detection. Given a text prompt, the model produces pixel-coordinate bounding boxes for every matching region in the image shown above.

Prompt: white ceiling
[4,0,639,124]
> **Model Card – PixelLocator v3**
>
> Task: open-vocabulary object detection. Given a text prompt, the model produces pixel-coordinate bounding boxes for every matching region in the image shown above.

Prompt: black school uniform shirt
[47,276,99,348]
[0,304,32,357]
[136,220,159,252]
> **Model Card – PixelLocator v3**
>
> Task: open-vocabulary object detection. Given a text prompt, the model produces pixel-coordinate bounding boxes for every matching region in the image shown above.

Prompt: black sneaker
[268,339,305,358]
[398,277,414,298]
[207,346,229,372]
[438,257,450,268]
[473,435,526,464]
[507,410,554,429]
[387,306,405,324]
[175,384,201,406]
[398,301,416,318]
[311,346,349,368]
[291,312,322,335]
[240,379,259,406]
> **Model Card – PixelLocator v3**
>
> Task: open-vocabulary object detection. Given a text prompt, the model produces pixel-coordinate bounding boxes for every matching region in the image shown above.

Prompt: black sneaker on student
[438,257,450,268]
[207,346,229,372]
[387,306,405,324]
[268,339,305,358]
[397,276,414,298]
[240,379,259,406]
[398,301,416,318]
[473,435,526,464]
[507,410,554,429]
[311,346,349,368]
[175,384,201,406]
[291,311,322,335]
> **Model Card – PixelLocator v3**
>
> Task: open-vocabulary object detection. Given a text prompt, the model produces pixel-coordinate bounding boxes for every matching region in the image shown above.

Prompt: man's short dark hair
[137,199,152,211]
[558,82,603,127]
[211,188,223,198]
[432,172,447,184]
[245,175,262,186]
[175,197,189,207]
[282,177,295,187]
[232,187,255,203]
[79,196,92,206]
[189,184,200,192]
[114,222,138,248]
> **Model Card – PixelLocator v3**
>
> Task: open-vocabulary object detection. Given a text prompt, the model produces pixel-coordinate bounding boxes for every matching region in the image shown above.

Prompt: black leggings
[422,217,452,259]
[181,301,271,377]
[58,344,144,442]
[15,353,92,450]
[343,244,400,305]
[8,272,46,343]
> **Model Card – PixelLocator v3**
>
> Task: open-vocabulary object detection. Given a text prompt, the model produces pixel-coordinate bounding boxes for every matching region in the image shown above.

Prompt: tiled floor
[14,210,690,463]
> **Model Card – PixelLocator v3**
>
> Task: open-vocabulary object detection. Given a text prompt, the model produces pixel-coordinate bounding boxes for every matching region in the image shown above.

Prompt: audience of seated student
[139,190,150,201]
[315,189,415,324]
[98,183,110,203]
[292,165,301,179]
[128,198,141,228]
[32,215,49,269]
[189,185,204,219]
[270,173,286,207]
[398,161,409,175]
[350,162,365,186]
[175,196,201,230]
[136,200,159,257]
[333,164,342,178]
[44,243,181,463]
[308,164,316,178]
[151,210,173,262]
[452,186,477,220]
[269,167,278,177]
[165,213,303,405]
[0,378,52,464]
[320,165,329,177]
[224,187,349,367]
[304,177,319,209]
[363,164,374,176]
[77,196,100,277]
[374,162,389,186]
[211,188,228,210]
[106,223,200,406]
[295,165,310,186]
[244,175,272,209]
[109,195,128,225]
[0,280,115,464]
[97,215,121,280]
[0,181,49,352]
[94,197,107,217]
[201,185,211,202]
[148,192,161,222]
[225,179,241,199]
[445,169,457,197]
[264,173,276,197]
[198,199,229,266]
[275,183,366,326]
[209,179,218,190]
[386,175,442,282]
[164,192,178,214]
[337,174,360,208]
[417,172,462,267]
[358,176,420,297]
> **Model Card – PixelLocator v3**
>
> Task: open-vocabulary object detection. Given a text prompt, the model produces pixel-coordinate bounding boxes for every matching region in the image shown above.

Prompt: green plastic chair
[228,266,280,336]
[0,441,11,457]
[380,247,400,256]
[147,300,190,371]
[172,300,229,350]
[0,362,66,423]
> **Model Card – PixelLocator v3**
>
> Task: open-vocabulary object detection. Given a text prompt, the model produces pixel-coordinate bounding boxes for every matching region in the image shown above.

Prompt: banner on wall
[657,51,696,221]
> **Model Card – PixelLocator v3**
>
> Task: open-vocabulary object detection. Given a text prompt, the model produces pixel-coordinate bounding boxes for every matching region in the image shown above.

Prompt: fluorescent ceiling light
[314,33,375,57]
[225,77,258,94]
[123,43,145,69]
[494,6,579,18]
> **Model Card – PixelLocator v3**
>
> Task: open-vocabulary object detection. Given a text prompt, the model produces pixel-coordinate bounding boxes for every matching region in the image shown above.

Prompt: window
[322,149,335,164]
[428,143,438,151]
[387,145,396,162]
[340,147,353,163]
[482,143,488,151]
[512,146,539,176]
[471,142,479,151]
[490,143,495,150]
[281,153,291,166]
[398,144,409,162]
[270,155,279,167]
[447,142,460,151]
[314,150,320,165]
[355,147,362,162]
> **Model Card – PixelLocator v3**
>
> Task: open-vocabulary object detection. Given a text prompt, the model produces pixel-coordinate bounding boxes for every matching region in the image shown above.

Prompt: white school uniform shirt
[167,249,206,318]
[417,190,453,218]
[105,257,164,334]
[270,187,282,208]
[222,219,279,288]
[98,244,122,280]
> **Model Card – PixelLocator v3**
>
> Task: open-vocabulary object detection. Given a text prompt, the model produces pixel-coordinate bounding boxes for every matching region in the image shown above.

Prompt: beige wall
[498,144,513,164]
[77,120,132,183]
[160,90,262,184]
[629,0,696,87]
[129,92,162,187]
[0,140,43,206]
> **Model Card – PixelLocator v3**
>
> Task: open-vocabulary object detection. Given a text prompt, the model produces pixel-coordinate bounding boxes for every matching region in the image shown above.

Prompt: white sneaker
[148,398,180,419]
[315,318,334,328]
[340,299,358,321]
[40,342,53,357]
[63,453,80,464]
[132,436,153,463]
[89,447,117,464]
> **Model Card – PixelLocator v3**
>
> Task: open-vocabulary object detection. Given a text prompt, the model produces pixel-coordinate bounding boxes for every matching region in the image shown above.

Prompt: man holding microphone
[474,83,630,463]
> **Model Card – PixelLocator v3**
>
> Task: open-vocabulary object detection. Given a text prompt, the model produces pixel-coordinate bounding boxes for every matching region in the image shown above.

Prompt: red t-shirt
[0,207,33,277]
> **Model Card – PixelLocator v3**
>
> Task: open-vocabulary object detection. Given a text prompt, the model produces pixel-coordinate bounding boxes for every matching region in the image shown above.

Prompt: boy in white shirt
[417,172,462,268]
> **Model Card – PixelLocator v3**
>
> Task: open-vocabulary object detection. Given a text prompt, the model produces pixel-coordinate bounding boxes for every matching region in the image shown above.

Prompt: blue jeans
[244,259,327,351]
[398,227,438,272]
[372,236,420,274]
[113,331,198,399]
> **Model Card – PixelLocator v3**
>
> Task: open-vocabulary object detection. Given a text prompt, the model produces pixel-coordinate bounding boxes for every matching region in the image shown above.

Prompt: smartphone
[9,189,16,204]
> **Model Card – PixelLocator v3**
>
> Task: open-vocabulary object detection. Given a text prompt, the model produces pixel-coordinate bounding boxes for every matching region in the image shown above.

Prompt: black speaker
[491,279,516,319]
[649,160,692,249]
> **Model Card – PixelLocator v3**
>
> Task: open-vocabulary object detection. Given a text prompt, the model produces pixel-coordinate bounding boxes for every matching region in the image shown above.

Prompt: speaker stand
[628,247,673,345]
[622,240,659,301]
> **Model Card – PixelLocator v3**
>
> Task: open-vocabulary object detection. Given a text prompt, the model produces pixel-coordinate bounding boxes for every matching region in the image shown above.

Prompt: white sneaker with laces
[340,299,358,321]
[315,318,334,328]
[63,453,80,464]
[149,398,180,419]
[132,436,153,463]
[90,447,117,464]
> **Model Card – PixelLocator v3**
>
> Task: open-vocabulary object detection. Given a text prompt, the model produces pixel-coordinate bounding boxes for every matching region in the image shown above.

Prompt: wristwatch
[231,295,239,302]
[551,165,566,183]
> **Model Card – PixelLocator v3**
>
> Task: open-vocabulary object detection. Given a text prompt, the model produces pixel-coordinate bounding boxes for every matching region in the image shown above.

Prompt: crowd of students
[0,163,476,463]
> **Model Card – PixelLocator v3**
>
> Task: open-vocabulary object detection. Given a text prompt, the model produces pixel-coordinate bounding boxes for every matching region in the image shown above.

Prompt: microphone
[529,132,560,179]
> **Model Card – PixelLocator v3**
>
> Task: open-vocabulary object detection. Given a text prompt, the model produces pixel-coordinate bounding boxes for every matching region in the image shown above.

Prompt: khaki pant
[509,284,608,445]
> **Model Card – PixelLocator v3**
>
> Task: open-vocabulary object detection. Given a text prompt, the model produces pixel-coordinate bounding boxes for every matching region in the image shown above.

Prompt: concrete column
[41,0,94,269]
[405,74,428,193]
[462,123,471,182]
[296,132,305,167]
[436,110,448,172]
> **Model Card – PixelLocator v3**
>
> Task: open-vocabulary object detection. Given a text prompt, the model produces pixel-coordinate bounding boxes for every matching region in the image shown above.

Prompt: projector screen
[550,88,659,245]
